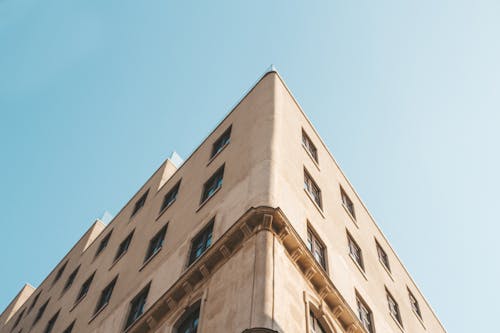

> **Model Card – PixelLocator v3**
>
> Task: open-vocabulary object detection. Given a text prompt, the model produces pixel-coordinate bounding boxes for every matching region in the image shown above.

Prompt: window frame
[159,181,181,214]
[144,225,168,264]
[75,272,96,305]
[375,240,391,273]
[114,230,135,263]
[309,310,327,333]
[200,165,225,205]
[386,288,404,328]
[124,282,151,330]
[306,225,327,271]
[210,125,232,160]
[94,276,118,316]
[302,129,319,163]
[95,230,113,258]
[304,169,322,209]
[174,301,200,333]
[408,288,423,320]
[356,293,374,333]
[43,310,60,333]
[131,189,149,218]
[340,186,356,220]
[62,265,80,293]
[347,232,364,271]
[188,220,214,267]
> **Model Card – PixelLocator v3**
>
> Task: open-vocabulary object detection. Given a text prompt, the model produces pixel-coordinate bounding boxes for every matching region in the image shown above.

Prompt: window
[201,165,224,203]
[304,170,322,209]
[94,277,117,315]
[188,221,214,266]
[408,289,422,320]
[63,266,80,293]
[302,130,318,163]
[75,272,95,303]
[387,289,403,327]
[175,303,200,333]
[52,261,67,285]
[95,231,112,258]
[160,181,181,213]
[306,227,326,270]
[309,311,326,333]
[376,240,391,272]
[211,126,231,159]
[43,310,59,333]
[340,187,355,219]
[347,233,364,270]
[27,292,40,313]
[124,283,150,330]
[131,189,149,217]
[356,295,374,333]
[12,308,25,330]
[33,299,49,325]
[144,225,168,263]
[114,230,134,262]
[62,321,75,333]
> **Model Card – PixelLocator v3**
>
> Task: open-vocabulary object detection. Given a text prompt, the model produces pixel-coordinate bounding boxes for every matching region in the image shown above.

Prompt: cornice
[127,206,367,333]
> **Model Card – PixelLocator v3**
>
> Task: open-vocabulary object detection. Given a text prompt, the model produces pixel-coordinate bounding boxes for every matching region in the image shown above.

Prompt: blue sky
[1,1,499,332]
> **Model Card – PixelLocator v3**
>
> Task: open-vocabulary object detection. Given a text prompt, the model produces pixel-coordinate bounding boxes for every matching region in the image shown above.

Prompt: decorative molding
[126,206,366,333]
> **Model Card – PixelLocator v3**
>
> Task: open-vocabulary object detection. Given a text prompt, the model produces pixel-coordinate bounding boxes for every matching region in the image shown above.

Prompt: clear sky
[1,1,498,332]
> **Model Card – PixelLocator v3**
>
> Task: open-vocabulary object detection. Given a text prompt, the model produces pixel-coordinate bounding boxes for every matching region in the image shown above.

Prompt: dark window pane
[188,222,214,266]
[43,310,59,333]
[357,296,374,333]
[160,181,181,212]
[341,187,356,219]
[131,189,149,217]
[376,241,391,272]
[176,305,200,333]
[63,266,80,292]
[76,272,95,303]
[304,171,322,208]
[94,277,117,315]
[348,234,364,270]
[115,231,134,261]
[144,225,168,262]
[201,166,224,203]
[124,284,150,329]
[210,126,231,159]
[53,261,68,285]
[302,130,318,162]
[95,231,113,258]
[307,228,326,270]
[33,299,49,325]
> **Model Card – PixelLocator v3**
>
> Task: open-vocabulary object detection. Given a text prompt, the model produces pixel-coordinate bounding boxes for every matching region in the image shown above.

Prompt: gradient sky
[1,1,499,332]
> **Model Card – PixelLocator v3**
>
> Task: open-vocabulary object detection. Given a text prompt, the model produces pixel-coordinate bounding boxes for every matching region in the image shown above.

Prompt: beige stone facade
[0,70,446,333]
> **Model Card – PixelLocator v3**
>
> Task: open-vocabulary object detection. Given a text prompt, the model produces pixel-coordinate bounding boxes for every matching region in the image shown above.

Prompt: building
[0,68,446,333]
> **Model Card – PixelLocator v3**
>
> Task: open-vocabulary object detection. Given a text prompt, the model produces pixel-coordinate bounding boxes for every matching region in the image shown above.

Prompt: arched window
[175,303,200,333]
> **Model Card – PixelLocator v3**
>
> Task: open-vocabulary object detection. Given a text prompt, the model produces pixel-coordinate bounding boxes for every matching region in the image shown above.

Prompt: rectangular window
[211,126,232,159]
[76,272,95,304]
[94,277,117,315]
[376,240,391,272]
[347,233,364,270]
[131,189,149,217]
[28,292,40,313]
[175,303,200,332]
[160,181,181,213]
[144,225,168,263]
[408,289,423,320]
[124,283,150,330]
[95,231,113,258]
[201,165,224,204]
[52,261,67,285]
[356,295,374,333]
[188,221,214,266]
[304,170,322,209]
[33,299,49,325]
[63,266,80,293]
[306,227,326,270]
[114,230,134,262]
[387,289,403,327]
[302,130,318,163]
[341,187,356,219]
[43,310,59,333]
[309,311,326,333]
[62,321,75,333]
[12,308,25,330]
